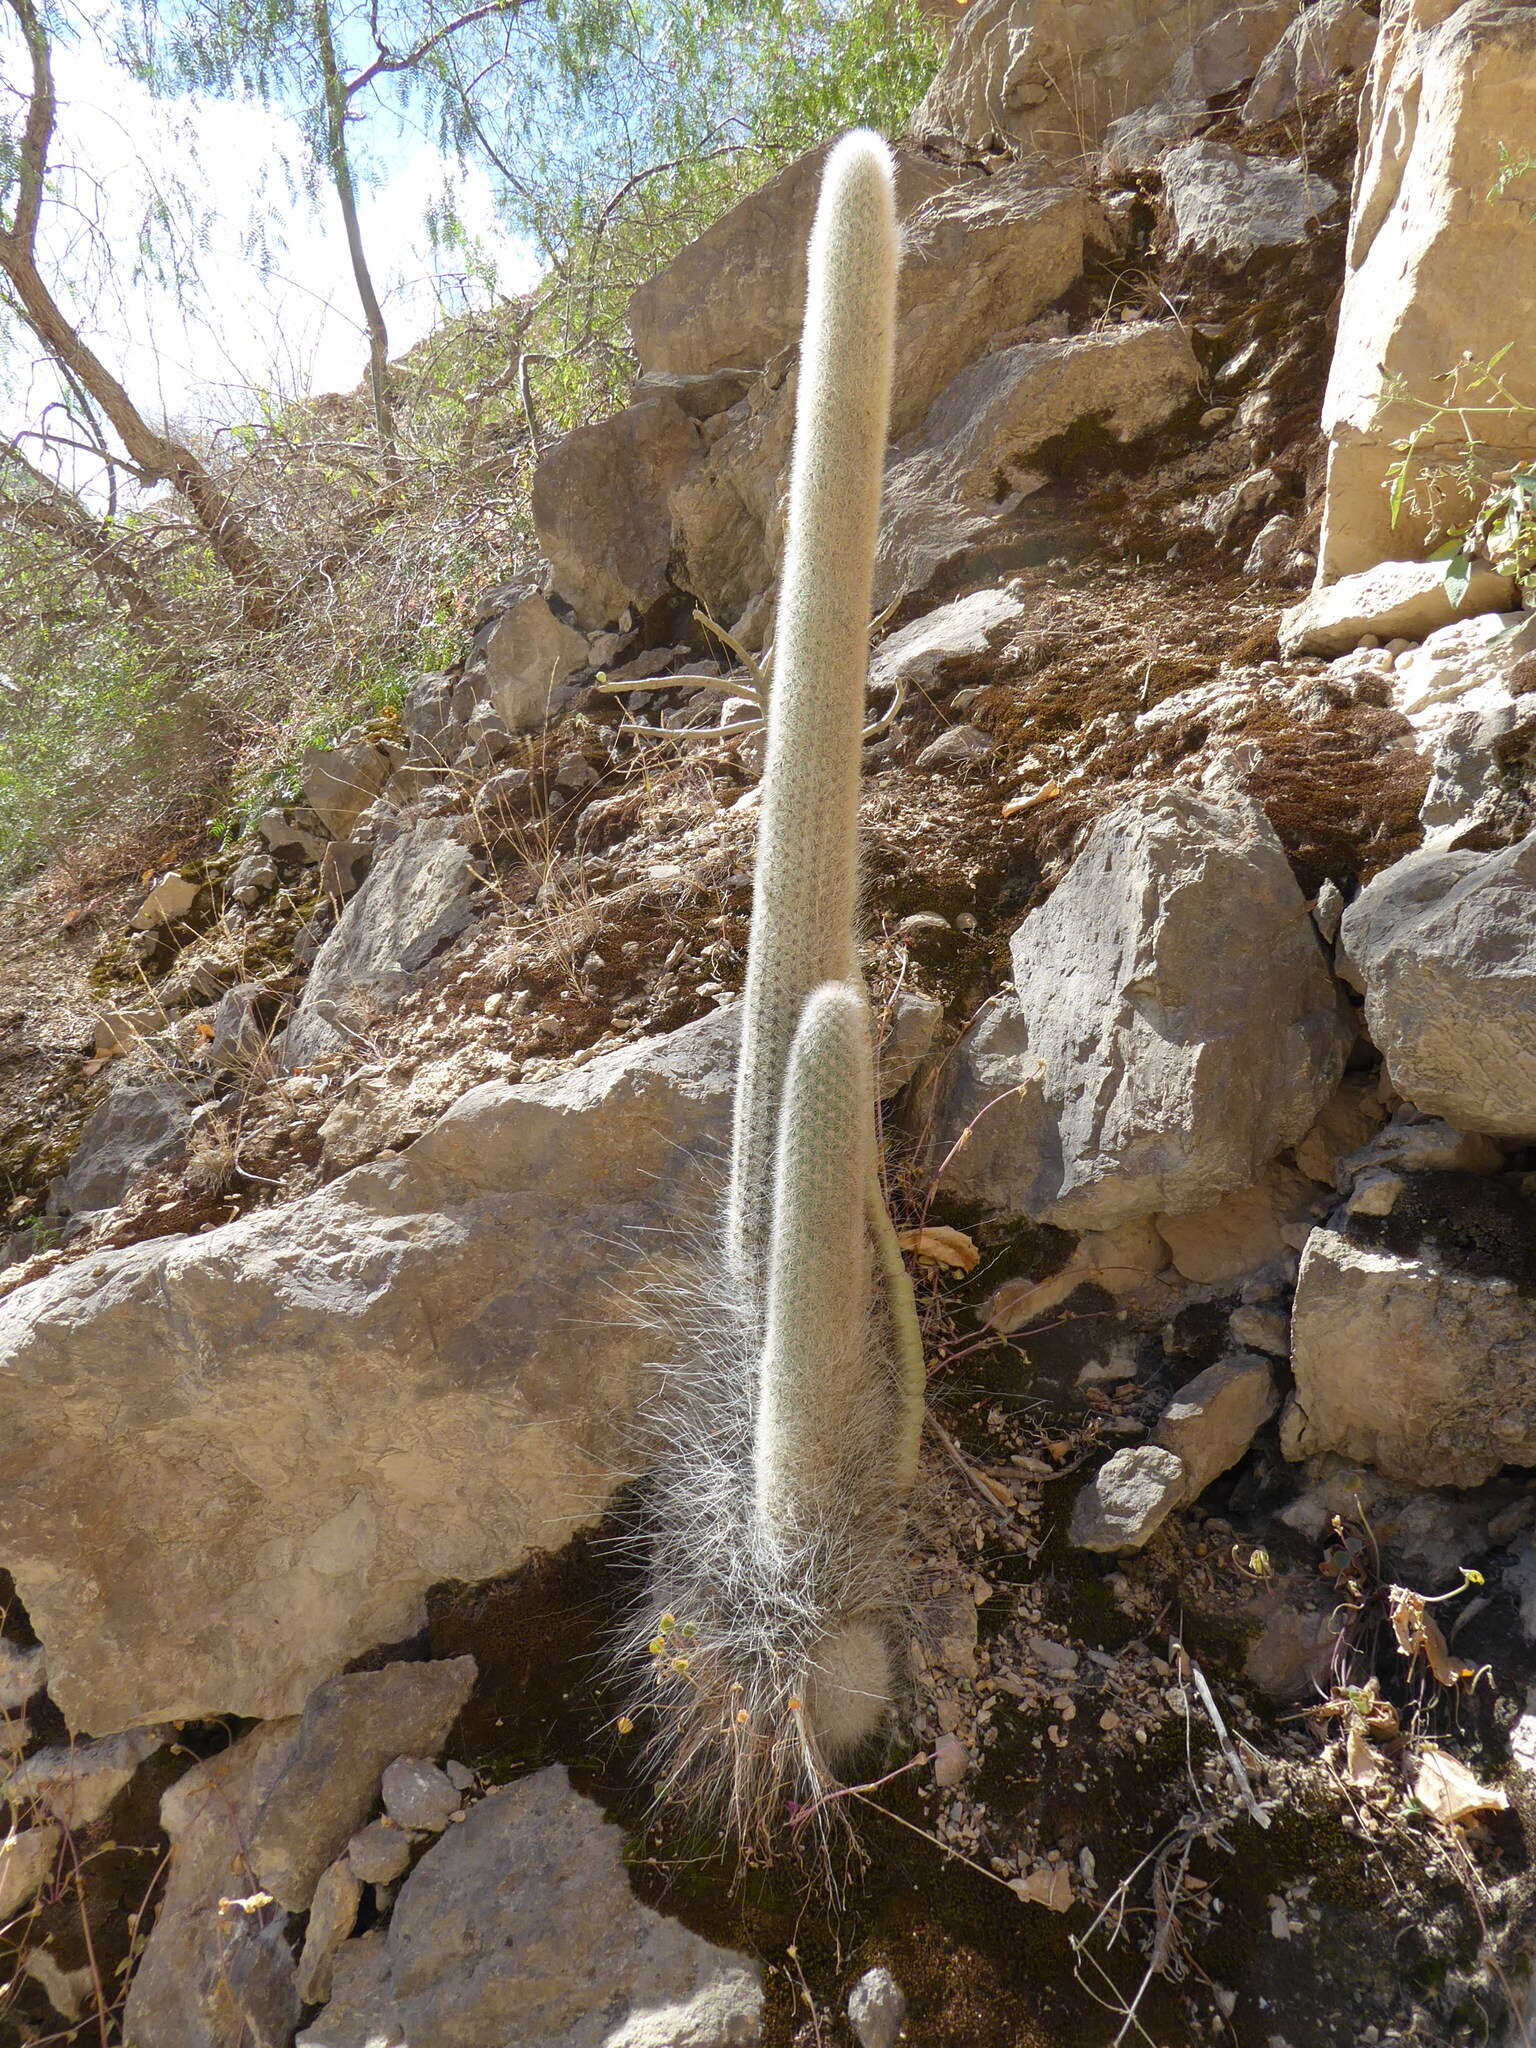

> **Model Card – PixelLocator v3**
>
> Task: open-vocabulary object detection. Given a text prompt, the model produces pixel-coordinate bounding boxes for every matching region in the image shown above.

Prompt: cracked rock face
[933,786,1352,1230]
[299,1768,764,2048]
[0,1010,735,1731]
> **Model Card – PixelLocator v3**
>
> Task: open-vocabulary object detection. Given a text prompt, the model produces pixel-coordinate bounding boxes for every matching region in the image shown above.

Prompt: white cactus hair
[620,130,924,1856]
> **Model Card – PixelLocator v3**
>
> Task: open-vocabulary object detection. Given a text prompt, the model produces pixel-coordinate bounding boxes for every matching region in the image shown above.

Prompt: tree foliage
[0,0,942,883]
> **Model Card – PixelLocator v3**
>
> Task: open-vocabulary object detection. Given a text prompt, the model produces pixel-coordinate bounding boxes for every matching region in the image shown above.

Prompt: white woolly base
[613,1240,911,1860]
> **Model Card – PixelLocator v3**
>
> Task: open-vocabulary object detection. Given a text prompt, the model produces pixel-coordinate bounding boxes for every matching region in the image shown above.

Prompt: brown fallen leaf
[1345,1721,1383,1790]
[1412,1743,1508,1826]
[898,1224,980,1273]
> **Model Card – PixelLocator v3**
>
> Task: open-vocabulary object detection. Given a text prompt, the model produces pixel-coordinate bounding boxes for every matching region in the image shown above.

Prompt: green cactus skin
[726,128,898,1300]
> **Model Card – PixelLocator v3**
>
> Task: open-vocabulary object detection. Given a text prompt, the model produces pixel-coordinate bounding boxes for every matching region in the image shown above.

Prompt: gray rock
[132,870,201,930]
[1241,0,1377,126]
[229,851,278,906]
[868,586,1029,695]
[877,324,1200,608]
[400,671,475,770]
[1160,140,1336,266]
[932,787,1350,1229]
[1336,832,1536,1137]
[848,1966,907,2048]
[208,981,279,1074]
[481,595,589,731]
[1169,1,1299,104]
[249,1659,474,1912]
[916,724,993,771]
[1155,1353,1278,1496]
[53,1080,195,1216]
[1101,105,1201,179]
[1279,560,1515,658]
[297,1858,363,2006]
[319,839,374,907]
[3,1726,166,1827]
[879,991,944,1100]
[1338,1114,1504,1184]
[0,1825,59,1921]
[912,0,1231,160]
[1229,1304,1289,1357]
[0,1008,736,1732]
[1419,699,1536,851]
[380,1756,458,1834]
[1243,511,1300,577]
[285,819,481,1065]
[1286,1203,1536,1486]
[533,394,703,631]
[122,1721,301,2048]
[346,1820,415,1887]
[1070,1445,1188,1553]
[1154,1162,1322,1284]
[0,1638,45,1712]
[301,742,395,842]
[259,807,329,864]
[300,1768,763,2048]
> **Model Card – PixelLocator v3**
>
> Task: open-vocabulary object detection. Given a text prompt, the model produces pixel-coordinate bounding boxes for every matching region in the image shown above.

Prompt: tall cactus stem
[726,130,898,1300]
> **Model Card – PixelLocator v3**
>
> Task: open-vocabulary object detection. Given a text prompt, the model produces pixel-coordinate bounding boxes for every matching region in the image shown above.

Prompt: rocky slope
[4,3,1536,2045]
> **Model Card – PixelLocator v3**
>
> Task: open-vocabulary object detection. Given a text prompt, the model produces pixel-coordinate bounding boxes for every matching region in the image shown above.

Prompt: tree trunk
[0,0,283,628]
[313,0,400,473]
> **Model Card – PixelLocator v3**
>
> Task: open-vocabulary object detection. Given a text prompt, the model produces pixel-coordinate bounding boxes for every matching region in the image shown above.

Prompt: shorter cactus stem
[866,1173,925,1492]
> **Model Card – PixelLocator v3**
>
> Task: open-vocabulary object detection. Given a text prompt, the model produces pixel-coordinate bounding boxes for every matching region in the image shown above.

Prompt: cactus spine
[628,131,924,1847]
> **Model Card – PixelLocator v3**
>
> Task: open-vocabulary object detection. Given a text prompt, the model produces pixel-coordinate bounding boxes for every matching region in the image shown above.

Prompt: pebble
[848,1966,907,2048]
[932,1733,970,1787]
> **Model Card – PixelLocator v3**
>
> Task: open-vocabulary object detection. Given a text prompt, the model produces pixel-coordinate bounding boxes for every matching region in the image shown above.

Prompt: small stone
[296,1856,362,2006]
[0,1825,61,1920]
[895,912,951,943]
[1011,1865,1074,1911]
[1200,406,1232,431]
[443,1760,475,1794]
[381,1756,459,1834]
[848,1965,906,2048]
[916,724,993,771]
[1345,1169,1404,1217]
[1069,1445,1188,1553]
[347,1820,415,1886]
[1028,1635,1079,1680]
[932,1734,970,1787]
[483,992,505,1017]
[132,871,201,931]
[1229,1305,1290,1357]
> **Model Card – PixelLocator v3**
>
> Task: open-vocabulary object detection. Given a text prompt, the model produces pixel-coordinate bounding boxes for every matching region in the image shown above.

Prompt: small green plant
[1385,346,1536,601]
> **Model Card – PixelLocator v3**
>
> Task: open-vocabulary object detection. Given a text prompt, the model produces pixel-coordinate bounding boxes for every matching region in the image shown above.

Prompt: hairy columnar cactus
[625,132,925,1847]
[726,129,897,1301]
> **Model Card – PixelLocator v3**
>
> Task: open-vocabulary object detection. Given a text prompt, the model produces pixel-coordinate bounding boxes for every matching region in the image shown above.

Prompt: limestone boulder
[1389,609,1536,743]
[1159,140,1337,266]
[284,819,481,1066]
[869,586,1031,695]
[1279,558,1515,656]
[877,323,1200,607]
[300,741,395,842]
[932,787,1351,1229]
[670,174,1099,623]
[299,1768,763,2048]
[1286,1193,1536,1486]
[1241,0,1379,126]
[1154,1162,1323,1284]
[628,141,961,378]
[1318,0,1536,580]
[912,0,1231,159]
[1336,831,1536,1137]
[532,392,704,630]
[0,1009,736,1732]
[479,594,589,733]
[52,1079,196,1216]
[1168,2,1300,105]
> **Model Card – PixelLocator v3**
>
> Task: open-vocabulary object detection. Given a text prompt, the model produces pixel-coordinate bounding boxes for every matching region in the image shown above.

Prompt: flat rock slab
[0,1009,735,1731]
[300,1767,763,2048]
[285,818,481,1065]
[932,786,1350,1229]
[1337,831,1536,1138]
[1280,560,1516,658]
[1286,1200,1536,1487]
[53,1079,195,1216]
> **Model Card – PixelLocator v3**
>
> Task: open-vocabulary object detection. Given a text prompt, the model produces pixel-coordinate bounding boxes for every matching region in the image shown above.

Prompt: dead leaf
[1412,1743,1508,1826]
[898,1224,980,1273]
[984,1270,1079,1332]
[1345,1722,1382,1789]
[1388,1588,1458,1687]
[1001,781,1061,818]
